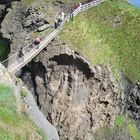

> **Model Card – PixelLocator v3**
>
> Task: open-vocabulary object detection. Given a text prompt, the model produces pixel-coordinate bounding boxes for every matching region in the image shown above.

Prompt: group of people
[54,12,65,29]
[18,47,24,63]
[72,3,82,11]
[18,37,42,63]
[18,0,95,63]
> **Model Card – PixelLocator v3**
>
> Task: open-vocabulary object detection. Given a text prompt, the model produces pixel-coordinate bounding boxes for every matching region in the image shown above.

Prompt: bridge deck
[2,0,105,74]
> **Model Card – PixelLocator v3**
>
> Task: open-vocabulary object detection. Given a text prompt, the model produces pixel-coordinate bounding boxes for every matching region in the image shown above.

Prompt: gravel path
[24,91,59,140]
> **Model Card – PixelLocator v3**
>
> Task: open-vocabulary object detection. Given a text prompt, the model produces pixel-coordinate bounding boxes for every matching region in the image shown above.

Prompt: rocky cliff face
[0,0,62,56]
[20,38,120,139]
[1,0,140,139]
[121,74,140,129]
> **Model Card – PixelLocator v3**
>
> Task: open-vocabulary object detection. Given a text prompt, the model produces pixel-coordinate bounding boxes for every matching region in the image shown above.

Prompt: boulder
[21,41,120,140]
[37,24,48,32]
[23,19,32,27]
[0,5,5,19]
[121,73,140,129]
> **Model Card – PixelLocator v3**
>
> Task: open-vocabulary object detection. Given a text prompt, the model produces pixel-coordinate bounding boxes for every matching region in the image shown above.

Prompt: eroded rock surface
[121,74,140,129]
[0,0,62,56]
[21,39,120,140]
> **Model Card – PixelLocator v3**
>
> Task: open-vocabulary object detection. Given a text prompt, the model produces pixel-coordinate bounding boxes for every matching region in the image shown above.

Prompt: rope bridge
[2,0,105,74]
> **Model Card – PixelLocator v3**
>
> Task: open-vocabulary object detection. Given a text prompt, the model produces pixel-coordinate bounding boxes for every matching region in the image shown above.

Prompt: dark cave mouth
[0,36,10,61]
[49,54,94,79]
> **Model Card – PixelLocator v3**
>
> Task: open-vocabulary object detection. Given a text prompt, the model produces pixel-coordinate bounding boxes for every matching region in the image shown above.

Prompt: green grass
[0,85,21,126]
[128,121,140,140]
[95,115,140,140]
[60,0,140,81]
[0,38,10,61]
[114,115,140,140]
[22,0,84,6]
[115,115,126,127]
[22,0,37,5]
[21,87,28,97]
[115,115,140,140]
[0,84,43,140]
[38,128,47,140]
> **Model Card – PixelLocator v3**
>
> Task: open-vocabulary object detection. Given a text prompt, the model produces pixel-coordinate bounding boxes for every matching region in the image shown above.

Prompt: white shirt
[61,12,65,20]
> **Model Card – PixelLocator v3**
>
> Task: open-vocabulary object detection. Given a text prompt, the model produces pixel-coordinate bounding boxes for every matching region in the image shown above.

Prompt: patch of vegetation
[21,87,28,97]
[22,0,84,6]
[22,0,37,5]
[115,115,140,140]
[95,115,140,140]
[38,128,47,140]
[128,121,140,140]
[0,38,10,61]
[0,84,43,140]
[115,115,126,127]
[32,28,53,39]
[60,0,140,81]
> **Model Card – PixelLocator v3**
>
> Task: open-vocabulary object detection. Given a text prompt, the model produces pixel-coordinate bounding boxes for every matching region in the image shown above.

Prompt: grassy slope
[60,1,140,139]
[60,0,140,81]
[0,84,42,140]
[95,115,140,140]
[22,0,83,5]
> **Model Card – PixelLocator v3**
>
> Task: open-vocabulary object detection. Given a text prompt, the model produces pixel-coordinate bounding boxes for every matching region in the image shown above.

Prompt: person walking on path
[61,11,65,21]
[57,11,65,27]
[70,10,74,21]
[54,20,58,29]
[34,37,42,49]
[57,13,62,27]
[18,47,24,63]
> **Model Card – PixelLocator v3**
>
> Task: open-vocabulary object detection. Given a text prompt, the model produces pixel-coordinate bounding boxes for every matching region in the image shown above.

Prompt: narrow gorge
[20,39,120,139]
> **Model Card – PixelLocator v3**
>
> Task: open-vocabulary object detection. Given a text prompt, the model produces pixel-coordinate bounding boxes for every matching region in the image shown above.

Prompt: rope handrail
[1,0,105,73]
[1,27,53,65]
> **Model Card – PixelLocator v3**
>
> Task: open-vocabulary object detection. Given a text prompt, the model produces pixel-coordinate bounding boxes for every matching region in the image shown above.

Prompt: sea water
[129,0,140,8]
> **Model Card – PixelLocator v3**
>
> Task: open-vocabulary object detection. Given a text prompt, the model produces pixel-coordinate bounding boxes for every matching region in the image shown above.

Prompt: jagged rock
[0,0,62,58]
[22,19,32,27]
[0,5,5,19]
[121,73,140,129]
[0,0,12,4]
[37,24,49,32]
[1,1,27,53]
[22,6,49,32]
[21,39,120,140]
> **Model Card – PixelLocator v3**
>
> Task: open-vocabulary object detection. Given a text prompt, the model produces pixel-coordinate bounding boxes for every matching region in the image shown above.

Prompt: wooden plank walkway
[2,0,105,74]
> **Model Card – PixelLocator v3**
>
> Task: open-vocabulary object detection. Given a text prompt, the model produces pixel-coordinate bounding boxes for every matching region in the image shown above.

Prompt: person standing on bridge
[34,37,41,45]
[18,47,24,63]
[34,37,42,49]
[57,13,62,27]
[70,9,74,21]
[57,12,65,27]
[54,20,58,29]
[61,11,65,21]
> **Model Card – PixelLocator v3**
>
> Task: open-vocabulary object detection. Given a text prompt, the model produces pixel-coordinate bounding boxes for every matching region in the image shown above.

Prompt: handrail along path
[2,0,105,74]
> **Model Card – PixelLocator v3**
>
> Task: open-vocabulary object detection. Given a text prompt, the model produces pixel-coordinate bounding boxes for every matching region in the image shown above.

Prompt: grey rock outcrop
[22,7,49,32]
[121,73,140,129]
[0,0,62,57]
[0,0,13,4]
[21,38,120,140]
[0,5,5,19]
[1,1,27,54]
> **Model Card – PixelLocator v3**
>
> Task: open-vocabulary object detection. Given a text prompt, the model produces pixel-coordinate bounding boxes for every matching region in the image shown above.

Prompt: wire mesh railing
[1,0,105,74]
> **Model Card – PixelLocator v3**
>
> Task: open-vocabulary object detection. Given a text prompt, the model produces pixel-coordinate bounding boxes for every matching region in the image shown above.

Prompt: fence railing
[73,0,105,16]
[1,0,105,74]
